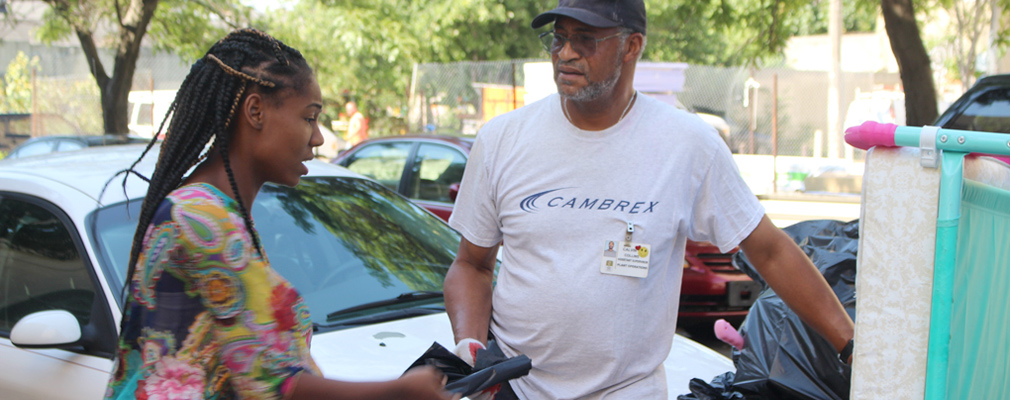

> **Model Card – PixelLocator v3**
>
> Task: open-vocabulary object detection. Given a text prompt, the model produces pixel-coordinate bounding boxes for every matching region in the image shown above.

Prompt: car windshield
[944,87,1010,134]
[88,176,461,329]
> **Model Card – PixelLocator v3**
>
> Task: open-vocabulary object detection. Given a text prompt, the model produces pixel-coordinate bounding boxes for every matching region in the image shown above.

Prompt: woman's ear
[243,93,265,130]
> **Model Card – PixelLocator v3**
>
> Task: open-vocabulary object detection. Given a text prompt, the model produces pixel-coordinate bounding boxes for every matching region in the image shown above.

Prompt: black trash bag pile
[406,340,532,398]
[679,219,859,400]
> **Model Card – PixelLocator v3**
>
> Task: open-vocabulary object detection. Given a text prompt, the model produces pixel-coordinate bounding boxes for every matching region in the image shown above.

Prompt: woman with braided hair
[105,29,457,400]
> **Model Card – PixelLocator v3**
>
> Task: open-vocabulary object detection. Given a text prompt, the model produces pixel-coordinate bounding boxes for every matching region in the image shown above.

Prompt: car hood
[310,313,735,397]
[310,313,456,382]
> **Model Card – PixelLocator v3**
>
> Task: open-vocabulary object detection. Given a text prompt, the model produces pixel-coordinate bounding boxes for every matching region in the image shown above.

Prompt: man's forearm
[741,217,855,353]
[444,259,495,344]
[759,242,854,352]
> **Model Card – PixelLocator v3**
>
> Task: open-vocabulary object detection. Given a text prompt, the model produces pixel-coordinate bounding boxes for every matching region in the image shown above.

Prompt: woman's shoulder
[167,183,231,207]
[155,183,243,237]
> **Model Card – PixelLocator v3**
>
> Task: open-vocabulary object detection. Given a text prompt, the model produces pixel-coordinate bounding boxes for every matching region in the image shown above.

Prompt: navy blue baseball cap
[531,0,647,35]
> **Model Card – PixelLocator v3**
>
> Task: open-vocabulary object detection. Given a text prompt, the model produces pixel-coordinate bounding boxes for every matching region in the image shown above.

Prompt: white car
[0,144,732,399]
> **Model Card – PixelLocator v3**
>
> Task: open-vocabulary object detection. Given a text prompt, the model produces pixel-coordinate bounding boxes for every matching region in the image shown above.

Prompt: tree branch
[189,0,248,29]
[74,29,109,90]
[115,0,123,27]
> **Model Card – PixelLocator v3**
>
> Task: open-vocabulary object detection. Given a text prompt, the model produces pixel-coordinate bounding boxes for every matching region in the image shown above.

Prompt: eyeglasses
[538,30,626,57]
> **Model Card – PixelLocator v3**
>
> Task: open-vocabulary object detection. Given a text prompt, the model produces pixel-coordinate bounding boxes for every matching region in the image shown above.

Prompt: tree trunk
[881,0,938,126]
[67,0,158,135]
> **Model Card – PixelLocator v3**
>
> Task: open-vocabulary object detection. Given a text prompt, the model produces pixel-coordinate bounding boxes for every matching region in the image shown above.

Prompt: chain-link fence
[4,40,902,172]
[408,60,902,159]
[408,59,544,136]
[683,65,901,158]
[0,42,190,152]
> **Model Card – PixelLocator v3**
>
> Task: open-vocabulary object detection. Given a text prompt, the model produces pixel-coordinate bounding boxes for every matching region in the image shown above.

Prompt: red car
[332,135,758,333]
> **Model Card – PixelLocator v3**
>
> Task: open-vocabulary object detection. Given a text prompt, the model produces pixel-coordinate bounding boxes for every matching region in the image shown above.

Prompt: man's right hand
[453,338,501,400]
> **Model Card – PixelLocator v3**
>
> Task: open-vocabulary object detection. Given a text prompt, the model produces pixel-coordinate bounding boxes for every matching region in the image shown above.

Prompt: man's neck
[562,89,638,131]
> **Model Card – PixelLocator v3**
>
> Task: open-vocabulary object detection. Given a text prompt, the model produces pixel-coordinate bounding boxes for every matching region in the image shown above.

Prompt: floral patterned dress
[106,183,320,400]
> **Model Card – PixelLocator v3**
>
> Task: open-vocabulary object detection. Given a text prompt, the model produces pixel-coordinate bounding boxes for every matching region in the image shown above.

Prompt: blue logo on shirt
[519,188,659,214]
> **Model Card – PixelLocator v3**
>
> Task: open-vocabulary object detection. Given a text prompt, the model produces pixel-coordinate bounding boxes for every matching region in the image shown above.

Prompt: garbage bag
[406,340,532,398]
[679,219,858,400]
[679,372,745,400]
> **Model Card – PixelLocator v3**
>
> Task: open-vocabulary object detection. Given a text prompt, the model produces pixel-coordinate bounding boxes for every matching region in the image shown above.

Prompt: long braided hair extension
[120,28,312,301]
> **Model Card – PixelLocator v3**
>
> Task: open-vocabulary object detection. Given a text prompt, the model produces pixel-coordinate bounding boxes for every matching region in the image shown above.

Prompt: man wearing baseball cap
[444,0,856,398]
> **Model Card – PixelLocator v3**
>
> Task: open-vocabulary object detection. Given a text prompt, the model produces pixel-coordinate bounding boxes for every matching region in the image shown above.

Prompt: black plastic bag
[679,219,858,400]
[680,372,746,400]
[406,340,532,398]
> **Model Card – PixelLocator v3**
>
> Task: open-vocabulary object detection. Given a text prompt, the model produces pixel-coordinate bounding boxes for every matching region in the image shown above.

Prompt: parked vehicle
[127,90,176,139]
[332,135,757,333]
[3,134,147,160]
[0,144,732,399]
[934,73,1010,134]
[332,135,473,221]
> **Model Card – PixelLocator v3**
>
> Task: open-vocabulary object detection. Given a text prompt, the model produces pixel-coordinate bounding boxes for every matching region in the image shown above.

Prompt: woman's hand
[397,366,461,400]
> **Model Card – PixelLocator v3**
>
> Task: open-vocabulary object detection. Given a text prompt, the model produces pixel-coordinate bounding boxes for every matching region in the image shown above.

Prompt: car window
[945,87,1010,134]
[343,142,413,191]
[0,196,95,334]
[90,177,462,329]
[409,143,467,203]
[10,140,53,158]
[55,140,86,152]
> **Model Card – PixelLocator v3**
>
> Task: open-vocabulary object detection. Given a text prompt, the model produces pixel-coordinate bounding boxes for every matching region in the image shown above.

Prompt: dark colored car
[332,134,757,333]
[3,134,148,160]
[934,73,1010,133]
[332,135,472,221]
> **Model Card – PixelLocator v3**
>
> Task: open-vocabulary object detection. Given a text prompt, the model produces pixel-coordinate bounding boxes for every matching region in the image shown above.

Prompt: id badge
[601,240,651,278]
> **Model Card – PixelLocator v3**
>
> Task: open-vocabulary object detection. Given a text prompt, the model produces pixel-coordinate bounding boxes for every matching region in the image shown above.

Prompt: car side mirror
[449,183,461,202]
[10,310,82,349]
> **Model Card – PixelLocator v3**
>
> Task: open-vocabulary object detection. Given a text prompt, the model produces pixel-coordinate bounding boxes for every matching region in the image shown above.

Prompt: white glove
[453,338,500,400]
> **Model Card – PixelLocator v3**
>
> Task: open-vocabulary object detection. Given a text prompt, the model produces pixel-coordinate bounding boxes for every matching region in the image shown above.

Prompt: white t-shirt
[449,93,764,399]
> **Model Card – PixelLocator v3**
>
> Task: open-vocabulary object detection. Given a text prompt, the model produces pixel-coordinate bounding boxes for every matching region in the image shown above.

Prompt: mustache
[555,60,584,74]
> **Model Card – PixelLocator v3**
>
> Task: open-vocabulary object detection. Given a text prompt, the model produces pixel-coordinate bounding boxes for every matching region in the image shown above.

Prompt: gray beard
[565,63,621,102]
[561,42,625,103]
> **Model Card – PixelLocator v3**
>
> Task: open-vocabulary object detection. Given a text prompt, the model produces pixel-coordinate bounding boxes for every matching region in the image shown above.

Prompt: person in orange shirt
[345,101,368,147]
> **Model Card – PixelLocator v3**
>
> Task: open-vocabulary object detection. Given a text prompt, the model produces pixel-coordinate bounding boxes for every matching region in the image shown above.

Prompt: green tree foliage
[0,51,39,113]
[0,51,101,133]
[268,0,884,134]
[790,0,879,36]
[146,0,257,61]
[266,0,550,135]
[931,0,1010,88]
[646,0,878,66]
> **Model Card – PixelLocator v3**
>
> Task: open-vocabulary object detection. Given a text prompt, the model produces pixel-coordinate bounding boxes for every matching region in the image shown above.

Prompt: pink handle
[714,319,744,350]
[844,121,898,150]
